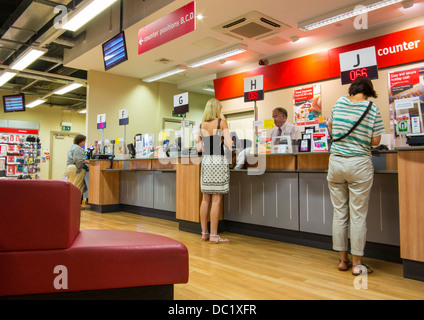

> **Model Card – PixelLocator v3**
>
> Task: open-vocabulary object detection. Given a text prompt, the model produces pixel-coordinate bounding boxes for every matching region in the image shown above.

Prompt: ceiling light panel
[298,0,404,31]
[26,99,46,109]
[10,46,48,71]
[142,65,188,83]
[187,44,247,68]
[54,83,84,95]
[62,0,119,32]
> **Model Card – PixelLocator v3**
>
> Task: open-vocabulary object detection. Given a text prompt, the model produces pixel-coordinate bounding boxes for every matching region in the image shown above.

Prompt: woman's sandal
[209,234,229,244]
[338,259,352,271]
[352,264,374,276]
[201,232,210,241]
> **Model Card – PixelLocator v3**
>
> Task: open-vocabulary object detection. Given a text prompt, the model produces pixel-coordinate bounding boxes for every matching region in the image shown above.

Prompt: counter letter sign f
[53,265,69,290]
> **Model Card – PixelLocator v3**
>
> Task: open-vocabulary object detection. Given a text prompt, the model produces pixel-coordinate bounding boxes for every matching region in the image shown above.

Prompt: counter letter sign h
[244,75,264,102]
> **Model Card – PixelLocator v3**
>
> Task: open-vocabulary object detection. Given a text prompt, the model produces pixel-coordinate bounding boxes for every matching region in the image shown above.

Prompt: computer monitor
[127,143,136,158]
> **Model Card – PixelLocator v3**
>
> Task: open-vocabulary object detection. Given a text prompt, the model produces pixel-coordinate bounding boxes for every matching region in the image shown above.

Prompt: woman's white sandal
[201,232,210,241]
[209,234,229,244]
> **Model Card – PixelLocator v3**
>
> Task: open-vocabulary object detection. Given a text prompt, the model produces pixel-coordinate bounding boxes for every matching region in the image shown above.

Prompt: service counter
[88,150,424,280]
[396,147,424,281]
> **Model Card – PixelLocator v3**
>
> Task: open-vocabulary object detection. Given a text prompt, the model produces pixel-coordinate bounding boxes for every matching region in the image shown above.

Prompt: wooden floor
[80,209,424,300]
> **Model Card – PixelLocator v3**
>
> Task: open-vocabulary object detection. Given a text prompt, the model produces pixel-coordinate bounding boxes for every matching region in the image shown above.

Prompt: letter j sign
[339,46,378,85]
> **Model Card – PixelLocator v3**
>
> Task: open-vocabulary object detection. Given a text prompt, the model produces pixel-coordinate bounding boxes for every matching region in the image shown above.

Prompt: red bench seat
[0,180,189,299]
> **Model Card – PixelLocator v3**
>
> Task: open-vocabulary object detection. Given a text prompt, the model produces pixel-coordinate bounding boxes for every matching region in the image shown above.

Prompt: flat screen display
[102,32,128,71]
[3,94,25,113]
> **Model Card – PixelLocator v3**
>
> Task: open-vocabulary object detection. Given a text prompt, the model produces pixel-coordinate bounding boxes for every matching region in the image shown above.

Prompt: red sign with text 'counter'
[138,1,196,55]
[214,25,424,100]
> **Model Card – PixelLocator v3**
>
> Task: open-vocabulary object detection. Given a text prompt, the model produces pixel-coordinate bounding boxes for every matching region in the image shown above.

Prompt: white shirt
[270,121,297,140]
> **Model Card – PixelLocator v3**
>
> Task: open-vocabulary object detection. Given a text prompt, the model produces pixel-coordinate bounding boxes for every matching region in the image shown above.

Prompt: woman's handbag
[332,101,373,142]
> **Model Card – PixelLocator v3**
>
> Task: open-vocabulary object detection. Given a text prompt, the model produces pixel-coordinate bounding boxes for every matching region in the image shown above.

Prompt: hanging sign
[244,75,264,102]
[97,114,106,129]
[119,109,129,126]
[339,46,378,85]
[174,92,189,115]
[138,1,196,55]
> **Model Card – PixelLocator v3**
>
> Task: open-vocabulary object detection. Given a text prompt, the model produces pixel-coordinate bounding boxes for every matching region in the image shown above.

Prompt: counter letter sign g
[53,265,69,290]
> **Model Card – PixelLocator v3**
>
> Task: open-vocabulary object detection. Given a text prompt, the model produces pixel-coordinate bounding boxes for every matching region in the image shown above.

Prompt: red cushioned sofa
[0,180,189,300]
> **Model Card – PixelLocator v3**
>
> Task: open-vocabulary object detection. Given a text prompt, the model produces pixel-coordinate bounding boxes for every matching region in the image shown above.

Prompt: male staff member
[270,107,296,142]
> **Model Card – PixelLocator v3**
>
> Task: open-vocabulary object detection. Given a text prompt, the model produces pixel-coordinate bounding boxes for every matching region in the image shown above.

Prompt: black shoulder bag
[332,101,373,142]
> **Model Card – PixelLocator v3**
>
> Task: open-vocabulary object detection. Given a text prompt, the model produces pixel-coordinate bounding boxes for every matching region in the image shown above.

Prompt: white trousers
[327,154,374,256]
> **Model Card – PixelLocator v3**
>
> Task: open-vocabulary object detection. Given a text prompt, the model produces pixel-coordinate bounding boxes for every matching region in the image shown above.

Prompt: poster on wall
[388,67,424,136]
[293,84,322,128]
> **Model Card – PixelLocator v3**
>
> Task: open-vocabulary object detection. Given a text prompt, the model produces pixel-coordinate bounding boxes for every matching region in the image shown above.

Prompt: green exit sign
[172,110,184,118]
[62,126,71,131]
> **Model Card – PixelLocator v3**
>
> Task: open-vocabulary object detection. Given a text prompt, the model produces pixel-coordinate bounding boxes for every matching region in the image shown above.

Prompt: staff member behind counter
[270,107,297,141]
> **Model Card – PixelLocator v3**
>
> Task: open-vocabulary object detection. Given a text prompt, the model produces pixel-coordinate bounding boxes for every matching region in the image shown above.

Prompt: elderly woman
[65,134,89,195]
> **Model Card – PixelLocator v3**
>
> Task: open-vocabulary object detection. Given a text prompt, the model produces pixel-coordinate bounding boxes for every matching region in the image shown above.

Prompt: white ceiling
[64,0,424,96]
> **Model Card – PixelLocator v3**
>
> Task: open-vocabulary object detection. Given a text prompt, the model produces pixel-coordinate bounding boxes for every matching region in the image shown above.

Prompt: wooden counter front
[176,158,202,223]
[397,149,424,263]
[88,160,122,206]
[297,153,330,170]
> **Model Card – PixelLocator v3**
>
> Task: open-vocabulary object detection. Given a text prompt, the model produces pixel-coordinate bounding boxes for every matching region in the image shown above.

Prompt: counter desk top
[90,150,398,172]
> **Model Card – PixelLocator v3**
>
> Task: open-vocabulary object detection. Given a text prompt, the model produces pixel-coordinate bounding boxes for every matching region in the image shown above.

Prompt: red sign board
[138,1,196,55]
[294,87,314,103]
[0,128,39,135]
[214,25,424,100]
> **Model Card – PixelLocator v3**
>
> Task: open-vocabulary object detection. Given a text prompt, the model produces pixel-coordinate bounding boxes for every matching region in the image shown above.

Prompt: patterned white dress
[200,119,230,194]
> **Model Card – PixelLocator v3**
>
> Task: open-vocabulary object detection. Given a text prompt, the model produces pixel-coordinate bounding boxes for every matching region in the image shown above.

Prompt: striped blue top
[329,96,385,157]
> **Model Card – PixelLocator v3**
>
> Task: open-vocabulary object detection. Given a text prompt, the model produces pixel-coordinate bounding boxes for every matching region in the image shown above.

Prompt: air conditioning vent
[213,11,290,41]
[223,18,247,29]
[260,18,280,28]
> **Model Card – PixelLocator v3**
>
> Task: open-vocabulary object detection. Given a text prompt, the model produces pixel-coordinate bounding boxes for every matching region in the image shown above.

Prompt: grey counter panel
[154,171,177,212]
[367,174,400,246]
[120,171,176,212]
[299,173,334,236]
[298,172,400,246]
[120,171,154,208]
[224,172,299,230]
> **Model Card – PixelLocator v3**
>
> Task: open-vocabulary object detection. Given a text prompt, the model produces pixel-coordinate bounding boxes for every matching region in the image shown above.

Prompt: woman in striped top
[327,77,385,276]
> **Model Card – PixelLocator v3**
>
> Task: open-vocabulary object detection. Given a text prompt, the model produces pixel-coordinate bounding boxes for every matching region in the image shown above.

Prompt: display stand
[0,134,41,180]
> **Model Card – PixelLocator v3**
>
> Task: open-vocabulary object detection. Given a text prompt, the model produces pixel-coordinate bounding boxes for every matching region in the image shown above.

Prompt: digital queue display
[102,32,128,71]
[341,65,379,85]
[3,94,26,113]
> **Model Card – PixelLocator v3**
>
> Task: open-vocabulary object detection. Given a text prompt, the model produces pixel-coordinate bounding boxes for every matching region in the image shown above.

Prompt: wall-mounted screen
[102,32,128,71]
[3,94,26,113]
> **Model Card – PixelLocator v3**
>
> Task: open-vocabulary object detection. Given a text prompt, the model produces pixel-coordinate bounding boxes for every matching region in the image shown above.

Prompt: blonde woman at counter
[197,98,233,244]
[327,77,385,276]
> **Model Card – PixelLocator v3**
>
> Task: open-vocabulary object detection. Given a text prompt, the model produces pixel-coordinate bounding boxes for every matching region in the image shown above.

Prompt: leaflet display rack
[0,134,41,180]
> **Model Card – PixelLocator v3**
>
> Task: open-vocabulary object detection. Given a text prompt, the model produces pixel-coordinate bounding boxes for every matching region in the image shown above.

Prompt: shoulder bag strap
[332,101,373,143]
